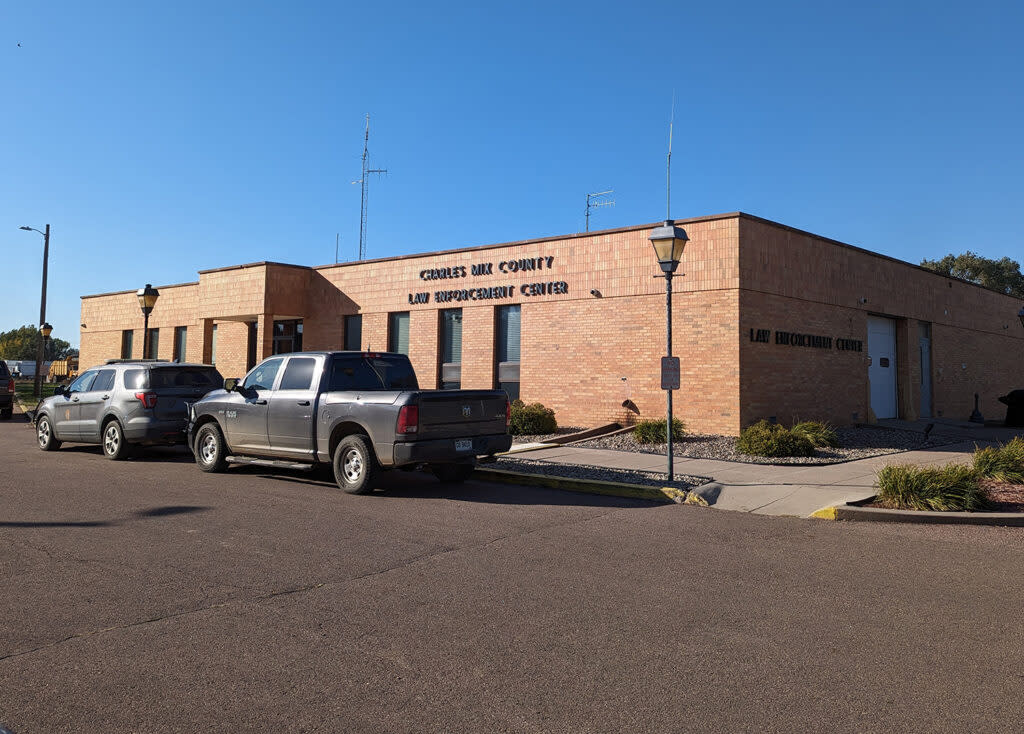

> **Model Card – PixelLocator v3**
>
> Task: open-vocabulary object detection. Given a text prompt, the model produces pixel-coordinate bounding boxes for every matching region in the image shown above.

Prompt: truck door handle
[297,400,310,406]
[71,397,79,402]
[253,399,267,405]
[102,395,110,400]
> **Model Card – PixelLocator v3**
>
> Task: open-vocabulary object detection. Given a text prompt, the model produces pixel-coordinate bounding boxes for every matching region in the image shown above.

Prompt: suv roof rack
[103,358,170,364]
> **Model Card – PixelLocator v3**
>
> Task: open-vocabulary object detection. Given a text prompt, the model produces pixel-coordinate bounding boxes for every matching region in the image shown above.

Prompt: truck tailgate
[416,391,507,439]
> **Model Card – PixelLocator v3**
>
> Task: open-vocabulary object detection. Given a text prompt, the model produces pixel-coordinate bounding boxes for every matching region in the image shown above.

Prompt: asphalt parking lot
[2,418,1024,733]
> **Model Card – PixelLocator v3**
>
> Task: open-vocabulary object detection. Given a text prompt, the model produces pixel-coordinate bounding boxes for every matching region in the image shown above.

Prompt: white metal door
[868,316,898,419]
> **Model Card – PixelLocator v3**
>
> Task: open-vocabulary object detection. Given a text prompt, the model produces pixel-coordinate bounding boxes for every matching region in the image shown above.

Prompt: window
[388,312,410,354]
[121,330,134,359]
[328,355,419,392]
[69,370,98,393]
[497,305,521,401]
[273,319,303,355]
[279,357,317,390]
[92,370,116,393]
[344,315,362,351]
[210,324,218,365]
[247,322,258,370]
[440,309,463,390]
[242,358,283,391]
[124,367,222,390]
[147,329,160,360]
[173,326,187,362]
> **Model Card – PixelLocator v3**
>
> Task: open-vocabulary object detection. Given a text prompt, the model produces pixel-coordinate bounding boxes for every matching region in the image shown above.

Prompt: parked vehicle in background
[48,355,80,382]
[33,360,223,459]
[0,360,13,420]
[188,351,512,493]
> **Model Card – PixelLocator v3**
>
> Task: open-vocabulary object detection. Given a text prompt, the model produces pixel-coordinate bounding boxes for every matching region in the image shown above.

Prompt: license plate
[455,439,473,452]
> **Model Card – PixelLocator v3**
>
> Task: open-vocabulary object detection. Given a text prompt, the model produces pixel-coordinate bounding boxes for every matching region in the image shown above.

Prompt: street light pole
[665,268,674,479]
[20,224,50,398]
[137,284,160,359]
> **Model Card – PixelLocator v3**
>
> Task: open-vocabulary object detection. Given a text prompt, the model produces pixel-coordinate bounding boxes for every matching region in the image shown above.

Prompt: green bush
[736,420,815,458]
[875,463,987,512]
[633,418,686,444]
[509,399,557,436]
[791,421,839,449]
[973,437,1024,484]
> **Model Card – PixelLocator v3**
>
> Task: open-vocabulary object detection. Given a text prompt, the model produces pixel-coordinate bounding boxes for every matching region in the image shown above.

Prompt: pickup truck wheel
[430,463,475,484]
[333,435,378,494]
[102,420,131,461]
[195,423,229,473]
[36,415,61,451]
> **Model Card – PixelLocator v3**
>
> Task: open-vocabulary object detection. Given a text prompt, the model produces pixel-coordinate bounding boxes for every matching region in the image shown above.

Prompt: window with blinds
[388,312,410,354]
[173,326,188,362]
[497,305,521,400]
[121,330,134,359]
[147,329,160,360]
[440,309,463,389]
[344,315,362,351]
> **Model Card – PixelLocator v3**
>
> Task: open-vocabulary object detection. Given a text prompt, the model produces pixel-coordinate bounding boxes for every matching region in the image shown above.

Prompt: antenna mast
[355,114,388,260]
[585,190,615,232]
[666,93,675,220]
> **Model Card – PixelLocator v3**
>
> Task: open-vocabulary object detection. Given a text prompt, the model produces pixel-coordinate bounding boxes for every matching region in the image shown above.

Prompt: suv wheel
[36,415,61,451]
[333,435,378,494]
[195,423,228,473]
[102,420,131,460]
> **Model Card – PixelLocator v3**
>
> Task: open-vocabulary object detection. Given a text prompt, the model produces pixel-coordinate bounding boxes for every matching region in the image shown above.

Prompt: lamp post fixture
[1019,307,1024,330]
[19,225,50,398]
[137,284,160,359]
[649,219,689,482]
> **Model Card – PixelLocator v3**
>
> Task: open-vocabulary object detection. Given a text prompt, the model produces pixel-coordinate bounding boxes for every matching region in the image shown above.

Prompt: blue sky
[3,0,1022,347]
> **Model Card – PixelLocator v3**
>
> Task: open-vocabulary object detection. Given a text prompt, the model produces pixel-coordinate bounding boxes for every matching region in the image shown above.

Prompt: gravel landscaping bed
[492,456,709,491]
[564,426,963,465]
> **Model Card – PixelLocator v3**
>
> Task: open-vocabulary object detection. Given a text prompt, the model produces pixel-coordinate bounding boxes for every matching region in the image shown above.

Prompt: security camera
[590,289,601,297]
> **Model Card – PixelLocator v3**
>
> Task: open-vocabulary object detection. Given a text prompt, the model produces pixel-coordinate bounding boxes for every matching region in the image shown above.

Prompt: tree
[920,252,1024,297]
[0,325,77,361]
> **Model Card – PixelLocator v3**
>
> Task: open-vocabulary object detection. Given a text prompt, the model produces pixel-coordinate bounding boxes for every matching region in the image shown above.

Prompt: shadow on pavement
[0,504,211,529]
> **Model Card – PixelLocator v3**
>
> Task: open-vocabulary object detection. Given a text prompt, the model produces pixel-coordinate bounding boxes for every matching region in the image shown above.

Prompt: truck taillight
[134,391,158,409]
[396,405,418,434]
[506,400,511,428]
[6,379,13,394]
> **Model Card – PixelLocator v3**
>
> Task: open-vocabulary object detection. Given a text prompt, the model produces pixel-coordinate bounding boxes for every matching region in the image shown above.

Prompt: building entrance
[868,316,898,419]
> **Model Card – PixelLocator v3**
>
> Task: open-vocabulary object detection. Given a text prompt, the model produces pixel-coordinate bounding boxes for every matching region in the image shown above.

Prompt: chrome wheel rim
[37,419,49,447]
[342,448,363,483]
[200,432,218,465]
[104,424,120,455]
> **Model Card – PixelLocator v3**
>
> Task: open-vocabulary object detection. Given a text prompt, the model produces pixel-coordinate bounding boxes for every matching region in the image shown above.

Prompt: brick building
[79,212,1024,435]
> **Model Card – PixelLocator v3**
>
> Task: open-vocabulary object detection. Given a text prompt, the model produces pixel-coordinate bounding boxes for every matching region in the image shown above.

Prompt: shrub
[736,420,815,458]
[875,463,987,512]
[633,418,686,444]
[791,421,839,449]
[973,437,1024,484]
[509,399,557,436]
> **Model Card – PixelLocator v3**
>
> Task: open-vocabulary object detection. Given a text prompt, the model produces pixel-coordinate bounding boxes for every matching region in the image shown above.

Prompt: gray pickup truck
[187,351,512,493]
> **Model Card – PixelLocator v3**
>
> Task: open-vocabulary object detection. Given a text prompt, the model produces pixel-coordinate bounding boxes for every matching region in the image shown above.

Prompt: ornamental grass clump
[972,437,1024,484]
[633,418,686,444]
[509,399,557,436]
[875,463,987,512]
[736,420,815,458]
[790,421,839,449]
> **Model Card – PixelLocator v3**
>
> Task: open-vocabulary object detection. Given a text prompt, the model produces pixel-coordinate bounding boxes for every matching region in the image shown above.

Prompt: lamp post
[137,284,160,359]
[1019,307,1024,330]
[19,225,50,398]
[649,219,689,482]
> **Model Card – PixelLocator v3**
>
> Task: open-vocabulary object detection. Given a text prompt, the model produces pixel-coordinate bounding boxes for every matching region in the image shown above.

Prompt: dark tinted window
[123,369,148,390]
[93,370,116,392]
[328,355,418,392]
[124,367,223,390]
[0,361,9,378]
[279,357,317,390]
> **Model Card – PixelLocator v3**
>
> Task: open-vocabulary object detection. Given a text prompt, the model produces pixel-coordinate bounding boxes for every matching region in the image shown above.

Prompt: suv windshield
[124,366,223,390]
[328,355,418,391]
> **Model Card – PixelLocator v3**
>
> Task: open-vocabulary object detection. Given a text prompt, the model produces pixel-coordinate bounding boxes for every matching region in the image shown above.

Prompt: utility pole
[20,224,49,398]
[355,114,387,260]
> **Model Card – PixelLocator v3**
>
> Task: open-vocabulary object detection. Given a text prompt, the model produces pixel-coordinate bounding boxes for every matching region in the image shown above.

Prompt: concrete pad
[504,442,558,454]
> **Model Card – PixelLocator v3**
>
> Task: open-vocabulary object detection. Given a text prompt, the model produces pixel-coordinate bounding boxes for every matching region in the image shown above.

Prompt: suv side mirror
[54,384,66,396]
[223,378,239,392]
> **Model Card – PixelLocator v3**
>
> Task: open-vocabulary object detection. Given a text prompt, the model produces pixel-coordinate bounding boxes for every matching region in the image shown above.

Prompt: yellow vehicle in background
[48,355,79,382]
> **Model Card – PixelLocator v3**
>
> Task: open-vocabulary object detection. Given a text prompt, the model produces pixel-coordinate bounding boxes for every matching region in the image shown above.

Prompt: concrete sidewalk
[509,440,986,518]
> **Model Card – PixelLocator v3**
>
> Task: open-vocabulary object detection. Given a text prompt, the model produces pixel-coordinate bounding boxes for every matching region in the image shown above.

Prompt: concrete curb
[811,502,1024,526]
[472,467,691,504]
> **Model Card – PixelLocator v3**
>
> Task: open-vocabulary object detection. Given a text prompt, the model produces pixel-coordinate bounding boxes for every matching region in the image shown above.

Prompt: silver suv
[34,360,222,459]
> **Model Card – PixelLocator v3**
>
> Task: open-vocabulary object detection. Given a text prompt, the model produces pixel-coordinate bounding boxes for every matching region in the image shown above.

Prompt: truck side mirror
[223,378,239,392]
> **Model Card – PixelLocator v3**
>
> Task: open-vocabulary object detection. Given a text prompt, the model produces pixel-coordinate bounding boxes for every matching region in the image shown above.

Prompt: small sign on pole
[661,356,680,391]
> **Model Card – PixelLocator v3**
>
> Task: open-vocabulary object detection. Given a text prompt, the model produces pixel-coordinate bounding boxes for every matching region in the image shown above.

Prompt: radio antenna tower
[585,189,615,232]
[353,114,387,260]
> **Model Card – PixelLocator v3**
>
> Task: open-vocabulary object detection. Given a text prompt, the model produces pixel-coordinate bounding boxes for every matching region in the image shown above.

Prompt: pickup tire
[36,415,61,451]
[195,423,229,473]
[429,462,475,484]
[333,434,378,494]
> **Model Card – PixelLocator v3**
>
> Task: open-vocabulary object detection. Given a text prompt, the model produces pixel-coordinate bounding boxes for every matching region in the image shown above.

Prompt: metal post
[666,271,674,482]
[143,312,150,359]
[33,224,50,399]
